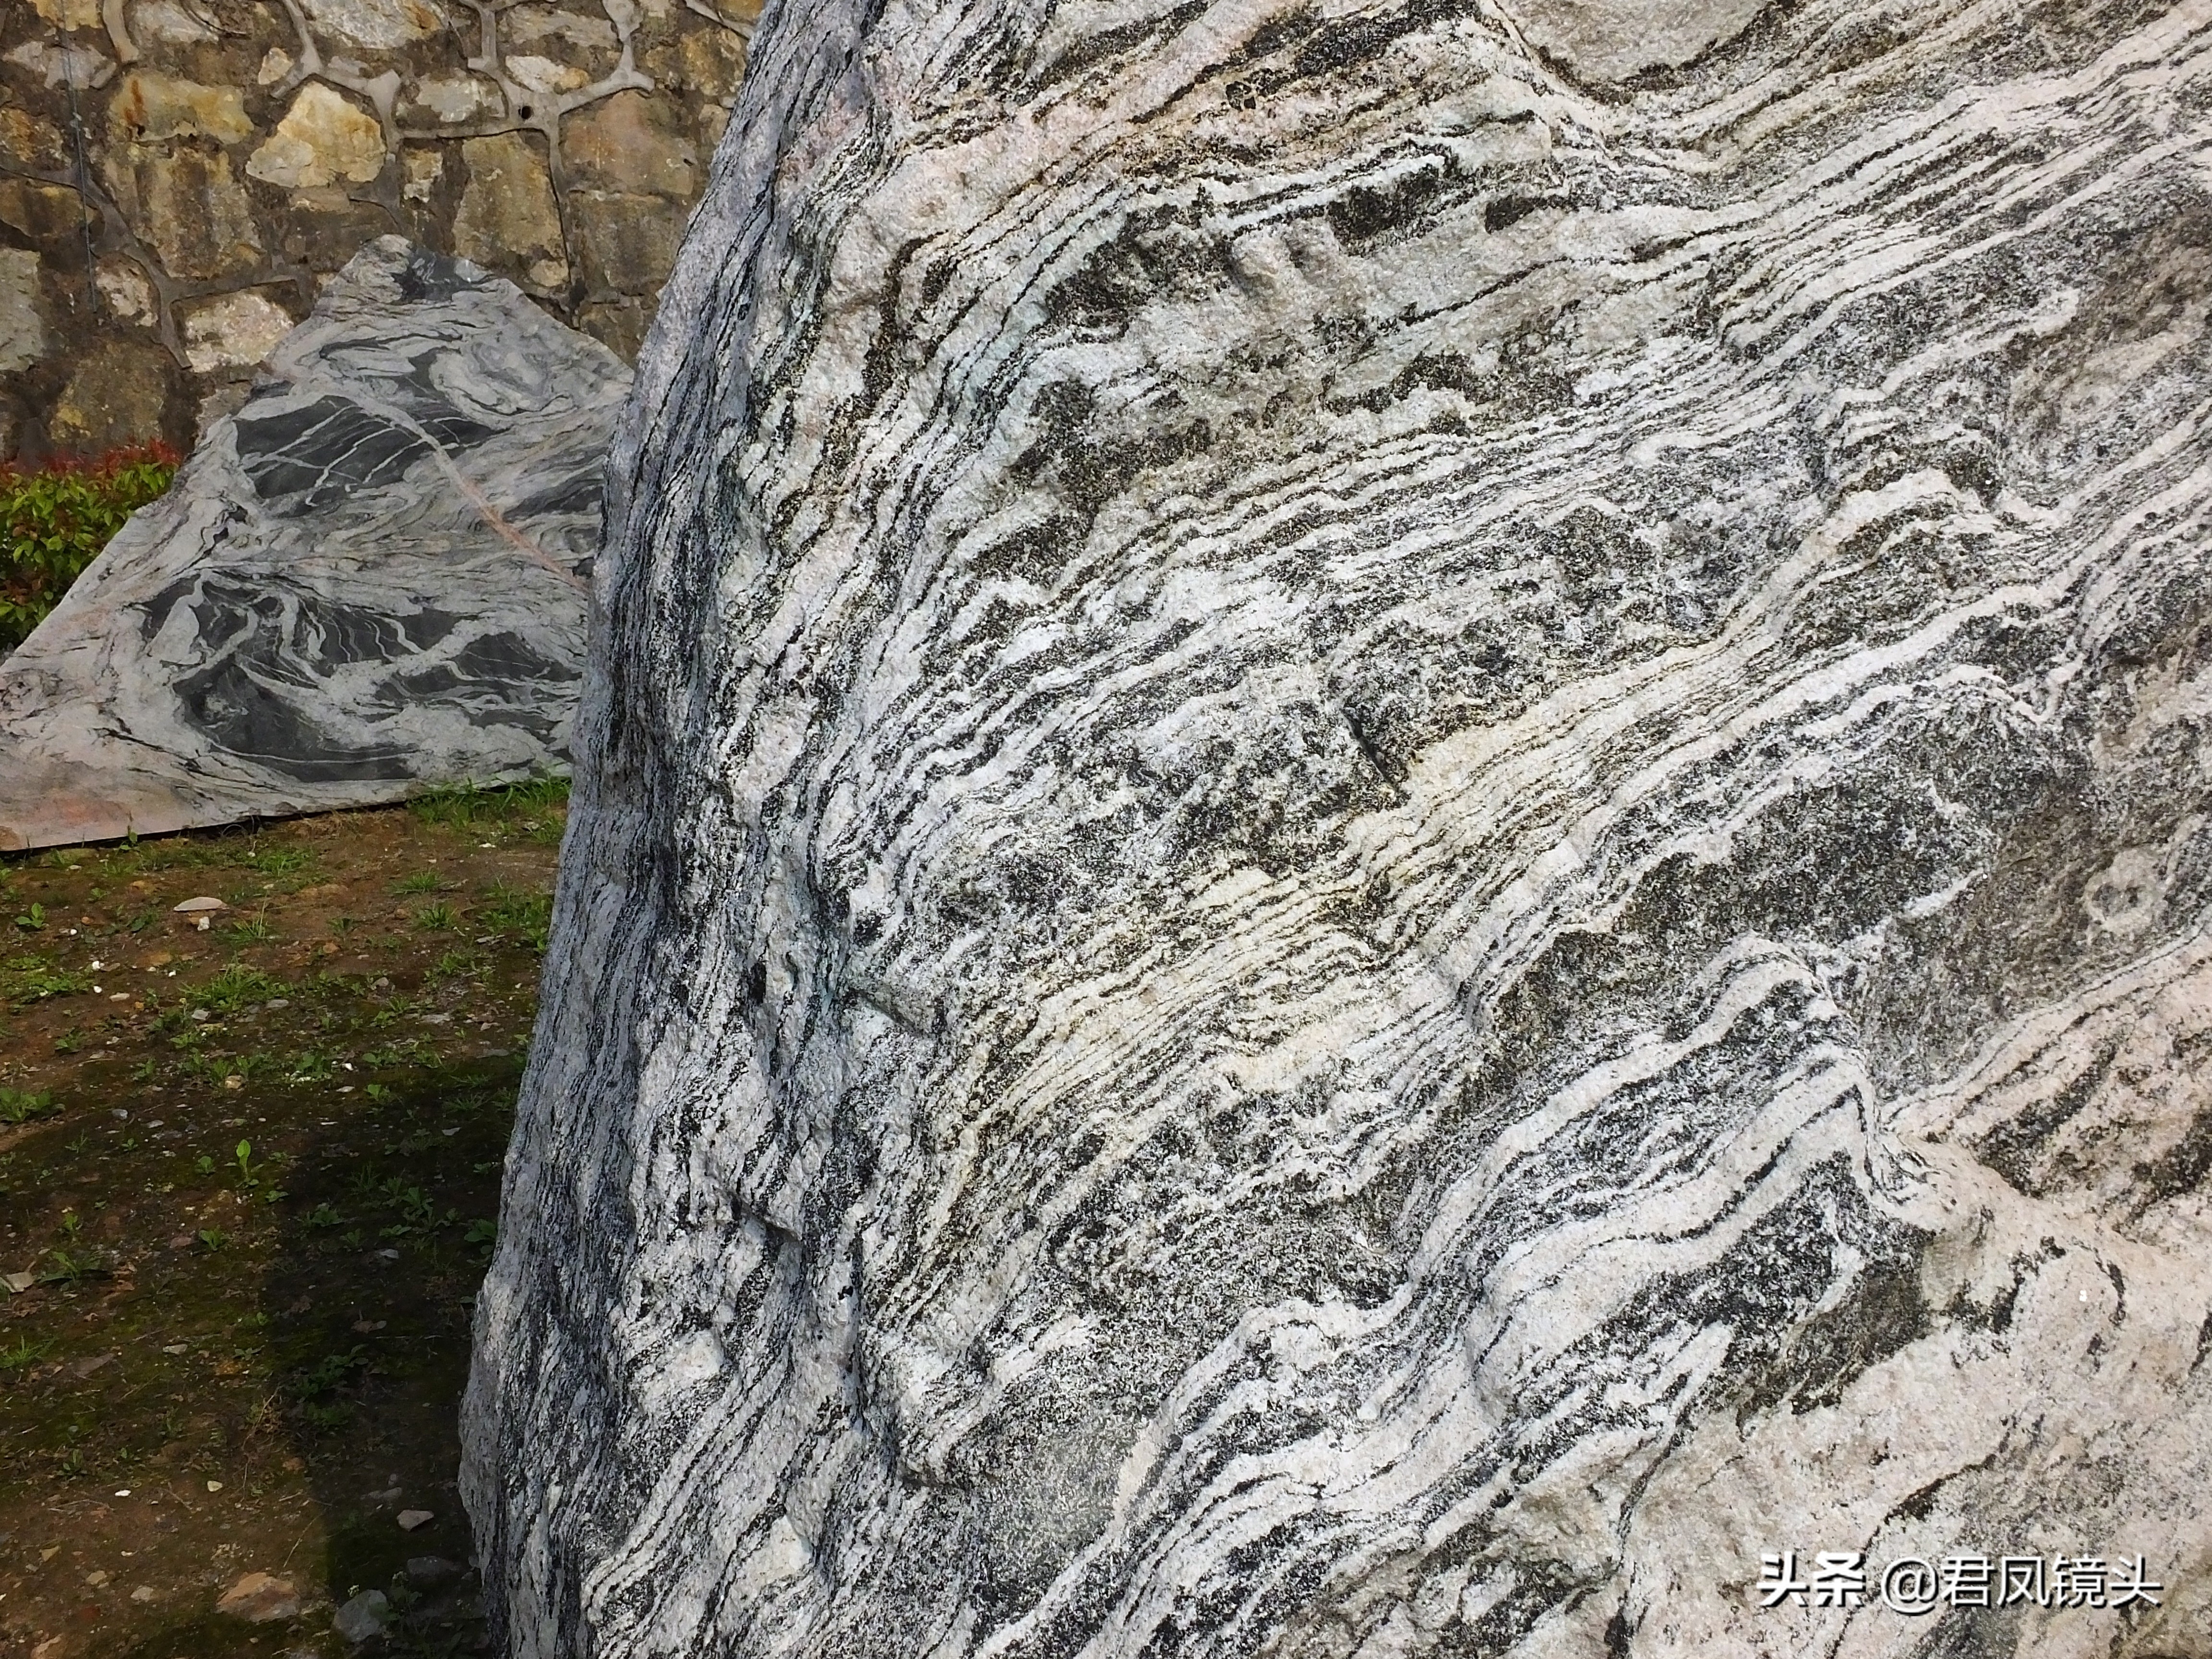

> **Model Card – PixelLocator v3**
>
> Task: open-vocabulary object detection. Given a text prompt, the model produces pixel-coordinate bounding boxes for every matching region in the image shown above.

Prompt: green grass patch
[196,961,285,1012]
[408,775,569,834]
[0,1334,56,1370]
[480,882,553,953]
[3,955,85,1006]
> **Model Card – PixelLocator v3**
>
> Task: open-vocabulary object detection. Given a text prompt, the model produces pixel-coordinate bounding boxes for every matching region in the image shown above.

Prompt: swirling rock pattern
[0,236,626,850]
[464,2,2212,1655]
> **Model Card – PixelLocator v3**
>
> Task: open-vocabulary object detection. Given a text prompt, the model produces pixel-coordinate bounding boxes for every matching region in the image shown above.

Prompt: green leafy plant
[291,1344,370,1429]
[480,883,554,954]
[198,962,281,1012]
[12,902,45,932]
[38,1245,105,1285]
[0,1334,55,1371]
[392,871,442,895]
[286,1049,336,1083]
[196,1226,227,1251]
[428,948,480,983]
[0,1086,57,1124]
[294,1345,369,1396]
[1,444,180,649]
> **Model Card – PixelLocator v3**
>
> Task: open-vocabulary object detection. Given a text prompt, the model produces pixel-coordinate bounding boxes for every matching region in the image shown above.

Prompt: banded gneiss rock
[461,2,2212,1655]
[0,237,624,850]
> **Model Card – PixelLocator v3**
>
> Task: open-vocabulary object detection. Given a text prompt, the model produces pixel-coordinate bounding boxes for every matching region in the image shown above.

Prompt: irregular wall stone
[296,0,442,51]
[93,257,155,325]
[26,0,102,30]
[0,108,72,173]
[109,72,254,145]
[101,144,261,281]
[245,83,385,189]
[178,288,295,373]
[0,180,96,246]
[402,72,501,125]
[570,192,683,296]
[131,0,221,48]
[0,251,50,375]
[48,337,170,450]
[564,90,696,198]
[453,132,567,294]
[0,0,757,462]
[5,38,116,91]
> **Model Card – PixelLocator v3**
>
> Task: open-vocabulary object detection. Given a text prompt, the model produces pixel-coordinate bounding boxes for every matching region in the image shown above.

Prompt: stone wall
[0,0,754,460]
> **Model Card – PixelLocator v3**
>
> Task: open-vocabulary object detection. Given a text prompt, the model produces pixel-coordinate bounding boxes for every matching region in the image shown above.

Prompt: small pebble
[397,1509,434,1532]
[217,1570,300,1623]
[333,1588,389,1644]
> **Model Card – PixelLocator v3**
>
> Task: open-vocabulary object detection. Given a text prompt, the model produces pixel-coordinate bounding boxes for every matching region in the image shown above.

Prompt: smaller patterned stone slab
[0,236,629,850]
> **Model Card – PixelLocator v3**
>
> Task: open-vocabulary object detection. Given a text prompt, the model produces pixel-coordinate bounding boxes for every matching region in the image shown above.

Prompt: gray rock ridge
[464,4,2212,1659]
[0,235,630,850]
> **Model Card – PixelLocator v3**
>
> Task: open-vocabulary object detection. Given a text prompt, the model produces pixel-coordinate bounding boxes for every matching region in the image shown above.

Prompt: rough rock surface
[464,2,2212,1657]
[0,236,625,850]
[216,1571,301,1623]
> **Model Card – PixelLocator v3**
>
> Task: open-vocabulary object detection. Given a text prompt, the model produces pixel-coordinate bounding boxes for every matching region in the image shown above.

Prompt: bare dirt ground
[0,785,566,1659]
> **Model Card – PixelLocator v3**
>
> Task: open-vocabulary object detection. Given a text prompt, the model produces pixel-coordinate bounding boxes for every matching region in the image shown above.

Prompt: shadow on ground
[0,794,558,1659]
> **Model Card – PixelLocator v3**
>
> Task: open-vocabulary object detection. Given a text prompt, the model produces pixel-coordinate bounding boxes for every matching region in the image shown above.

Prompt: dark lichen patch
[0,788,563,1658]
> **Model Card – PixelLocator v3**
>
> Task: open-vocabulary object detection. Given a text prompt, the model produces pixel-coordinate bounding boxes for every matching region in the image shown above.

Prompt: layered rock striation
[0,237,624,848]
[465,1,2212,1655]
